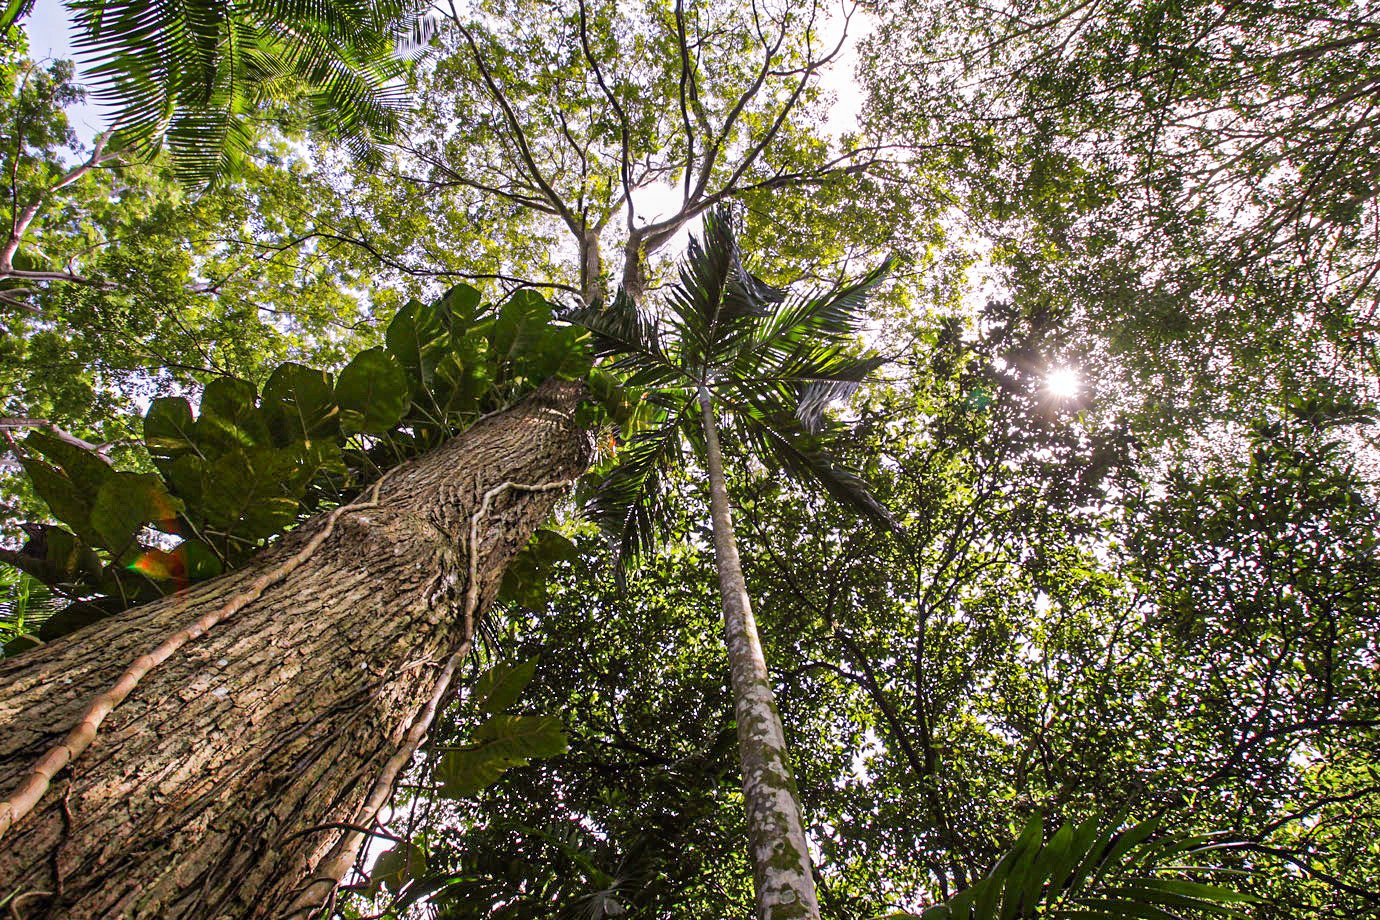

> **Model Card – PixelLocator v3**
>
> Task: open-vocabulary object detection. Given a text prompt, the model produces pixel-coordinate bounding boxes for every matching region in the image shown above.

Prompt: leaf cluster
[67,0,420,181]
[1,283,606,651]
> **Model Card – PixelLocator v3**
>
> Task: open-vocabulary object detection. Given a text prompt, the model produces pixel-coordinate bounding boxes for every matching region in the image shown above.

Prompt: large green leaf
[90,472,185,560]
[386,298,449,395]
[18,456,101,547]
[196,378,269,456]
[261,362,339,443]
[368,842,428,896]
[498,529,580,611]
[0,526,102,588]
[144,397,200,462]
[437,714,568,799]
[469,657,540,716]
[18,431,122,548]
[198,447,309,542]
[335,347,410,435]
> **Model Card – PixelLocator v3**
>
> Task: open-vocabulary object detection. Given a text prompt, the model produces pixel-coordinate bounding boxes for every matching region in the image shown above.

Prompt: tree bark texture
[0,380,590,919]
[697,389,820,920]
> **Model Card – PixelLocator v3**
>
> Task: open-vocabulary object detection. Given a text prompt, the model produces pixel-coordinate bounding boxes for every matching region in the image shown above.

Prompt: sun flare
[1045,366,1081,399]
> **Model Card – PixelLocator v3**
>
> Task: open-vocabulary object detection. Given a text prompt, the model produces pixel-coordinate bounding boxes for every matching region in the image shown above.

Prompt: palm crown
[571,208,896,566]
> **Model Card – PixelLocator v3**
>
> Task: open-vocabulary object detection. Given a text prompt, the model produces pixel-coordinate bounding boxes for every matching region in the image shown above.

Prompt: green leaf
[19,456,100,546]
[144,397,200,462]
[491,290,554,368]
[436,714,568,798]
[90,472,186,560]
[586,367,641,427]
[472,713,568,756]
[498,529,580,611]
[385,298,448,395]
[0,526,102,588]
[261,363,339,443]
[335,347,409,435]
[438,283,483,327]
[436,746,512,799]
[22,429,112,491]
[368,842,428,896]
[196,378,269,456]
[469,657,539,716]
[198,447,307,542]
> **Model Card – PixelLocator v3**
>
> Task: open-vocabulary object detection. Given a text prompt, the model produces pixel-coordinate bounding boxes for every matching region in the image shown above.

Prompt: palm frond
[794,355,888,433]
[67,0,415,183]
[722,389,897,530]
[669,208,783,373]
[582,401,695,581]
[0,567,65,647]
[1,0,36,35]
[737,256,892,373]
[733,349,888,434]
[910,813,1256,920]
[565,290,679,385]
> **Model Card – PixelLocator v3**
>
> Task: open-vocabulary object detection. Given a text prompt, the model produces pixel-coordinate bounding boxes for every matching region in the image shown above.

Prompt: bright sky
[23,0,110,141]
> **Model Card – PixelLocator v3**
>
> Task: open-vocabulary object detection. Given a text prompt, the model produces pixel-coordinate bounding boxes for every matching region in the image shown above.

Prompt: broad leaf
[144,397,200,462]
[90,472,185,560]
[437,714,568,799]
[262,362,339,443]
[196,378,269,456]
[336,347,409,434]
[469,657,540,716]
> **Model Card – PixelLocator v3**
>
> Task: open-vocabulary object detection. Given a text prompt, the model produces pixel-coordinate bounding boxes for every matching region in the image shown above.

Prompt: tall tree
[861,0,1380,426]
[0,284,602,917]
[320,0,919,307]
[574,210,893,919]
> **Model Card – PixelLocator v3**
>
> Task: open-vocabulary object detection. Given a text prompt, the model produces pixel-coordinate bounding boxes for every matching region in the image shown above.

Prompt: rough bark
[697,389,820,920]
[0,379,590,919]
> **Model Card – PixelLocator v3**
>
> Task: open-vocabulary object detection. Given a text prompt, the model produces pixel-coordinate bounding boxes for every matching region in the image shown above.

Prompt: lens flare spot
[1045,367,1081,399]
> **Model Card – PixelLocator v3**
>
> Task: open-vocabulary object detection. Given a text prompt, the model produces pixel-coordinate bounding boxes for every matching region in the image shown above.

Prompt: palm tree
[572,209,895,920]
[6,0,418,182]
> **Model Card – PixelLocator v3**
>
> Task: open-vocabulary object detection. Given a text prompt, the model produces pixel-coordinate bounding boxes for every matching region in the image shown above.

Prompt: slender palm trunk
[697,387,820,920]
[0,380,590,919]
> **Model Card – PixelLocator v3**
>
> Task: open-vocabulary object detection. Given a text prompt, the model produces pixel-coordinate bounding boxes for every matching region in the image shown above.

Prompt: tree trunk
[697,388,820,920]
[0,380,590,919]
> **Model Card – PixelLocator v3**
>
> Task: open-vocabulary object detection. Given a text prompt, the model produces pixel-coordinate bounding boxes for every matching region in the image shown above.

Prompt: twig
[0,418,116,461]
[0,468,403,842]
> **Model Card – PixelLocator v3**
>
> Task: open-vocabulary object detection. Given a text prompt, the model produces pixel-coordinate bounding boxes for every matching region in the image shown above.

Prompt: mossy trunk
[698,388,820,920]
[0,380,589,919]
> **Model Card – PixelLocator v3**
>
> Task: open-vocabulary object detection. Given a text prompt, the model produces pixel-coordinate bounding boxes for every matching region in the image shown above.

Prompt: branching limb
[1,133,119,277]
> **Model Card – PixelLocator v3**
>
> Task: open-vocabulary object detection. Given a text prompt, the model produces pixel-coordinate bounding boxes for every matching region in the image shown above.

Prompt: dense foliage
[1,0,1377,918]
[1,282,601,647]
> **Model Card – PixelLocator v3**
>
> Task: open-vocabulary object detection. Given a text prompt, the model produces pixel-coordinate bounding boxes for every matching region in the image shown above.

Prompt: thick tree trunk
[697,389,820,920]
[0,380,590,919]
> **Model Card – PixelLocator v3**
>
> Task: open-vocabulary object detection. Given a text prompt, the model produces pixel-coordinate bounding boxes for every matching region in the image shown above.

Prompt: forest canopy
[0,0,1376,918]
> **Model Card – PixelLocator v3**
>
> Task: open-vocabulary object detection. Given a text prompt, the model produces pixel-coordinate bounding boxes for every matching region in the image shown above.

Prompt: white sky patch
[24,0,110,145]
